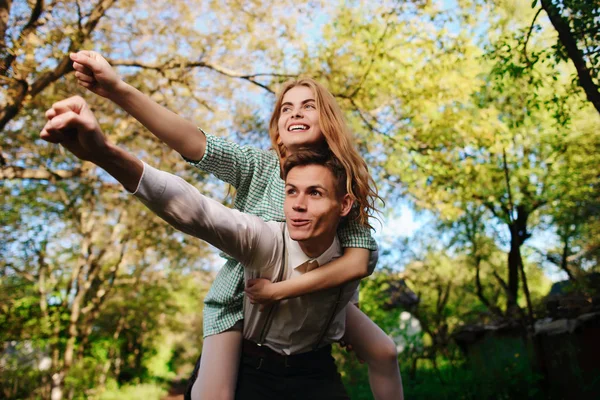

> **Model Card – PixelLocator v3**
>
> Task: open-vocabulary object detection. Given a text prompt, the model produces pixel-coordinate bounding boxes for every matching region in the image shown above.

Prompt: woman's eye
[305,103,316,110]
[282,106,291,113]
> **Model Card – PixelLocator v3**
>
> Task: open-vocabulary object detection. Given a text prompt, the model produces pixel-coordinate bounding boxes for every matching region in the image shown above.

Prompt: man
[41,96,363,399]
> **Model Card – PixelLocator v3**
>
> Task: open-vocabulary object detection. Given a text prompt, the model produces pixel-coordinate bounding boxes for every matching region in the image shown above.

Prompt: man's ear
[339,194,354,217]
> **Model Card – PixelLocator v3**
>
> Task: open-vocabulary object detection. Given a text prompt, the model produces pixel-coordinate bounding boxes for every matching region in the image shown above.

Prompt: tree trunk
[518,250,535,327]
[506,207,535,324]
[507,233,520,313]
[560,233,576,281]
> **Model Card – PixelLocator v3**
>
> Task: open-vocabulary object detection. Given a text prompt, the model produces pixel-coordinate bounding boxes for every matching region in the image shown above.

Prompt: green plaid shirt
[187,132,377,337]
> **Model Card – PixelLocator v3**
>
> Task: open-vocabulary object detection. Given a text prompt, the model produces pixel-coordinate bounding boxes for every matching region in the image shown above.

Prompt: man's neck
[298,236,335,259]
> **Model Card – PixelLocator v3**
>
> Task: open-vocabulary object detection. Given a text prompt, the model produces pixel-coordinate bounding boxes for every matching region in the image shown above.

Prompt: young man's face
[284,164,352,250]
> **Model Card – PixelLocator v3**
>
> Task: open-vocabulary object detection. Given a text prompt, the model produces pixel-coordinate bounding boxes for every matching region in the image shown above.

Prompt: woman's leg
[343,303,404,400]
[190,325,243,400]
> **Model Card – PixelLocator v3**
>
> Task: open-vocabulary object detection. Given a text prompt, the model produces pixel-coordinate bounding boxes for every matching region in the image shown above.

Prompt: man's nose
[293,194,307,211]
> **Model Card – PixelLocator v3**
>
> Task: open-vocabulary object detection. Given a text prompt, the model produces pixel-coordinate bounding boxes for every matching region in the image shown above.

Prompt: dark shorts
[235,340,349,400]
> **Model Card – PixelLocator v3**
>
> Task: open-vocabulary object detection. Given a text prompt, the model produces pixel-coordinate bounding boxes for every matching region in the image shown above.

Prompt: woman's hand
[70,51,124,98]
[245,278,277,310]
[339,335,365,364]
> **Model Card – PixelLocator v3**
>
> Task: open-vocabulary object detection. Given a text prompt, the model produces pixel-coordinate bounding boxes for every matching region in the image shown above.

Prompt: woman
[70,50,404,400]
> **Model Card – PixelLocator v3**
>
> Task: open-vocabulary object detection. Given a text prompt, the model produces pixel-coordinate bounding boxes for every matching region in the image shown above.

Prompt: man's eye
[310,190,322,196]
[286,189,297,195]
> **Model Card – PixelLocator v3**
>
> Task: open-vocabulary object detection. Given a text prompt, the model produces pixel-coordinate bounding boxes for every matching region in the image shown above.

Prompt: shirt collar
[284,228,341,270]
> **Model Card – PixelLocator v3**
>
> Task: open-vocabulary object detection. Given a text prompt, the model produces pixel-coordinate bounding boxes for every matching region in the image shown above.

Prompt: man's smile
[289,218,311,228]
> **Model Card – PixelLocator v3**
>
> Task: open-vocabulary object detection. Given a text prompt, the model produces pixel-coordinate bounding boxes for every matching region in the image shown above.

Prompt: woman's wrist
[270,281,288,302]
[108,79,133,104]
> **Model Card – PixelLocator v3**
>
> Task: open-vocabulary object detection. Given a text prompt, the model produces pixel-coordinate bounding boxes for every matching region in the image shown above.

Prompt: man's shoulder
[236,215,283,238]
[241,218,285,246]
[243,220,286,271]
[262,220,285,233]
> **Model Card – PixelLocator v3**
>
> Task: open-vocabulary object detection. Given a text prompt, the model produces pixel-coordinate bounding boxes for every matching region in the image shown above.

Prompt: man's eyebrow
[280,99,316,108]
[285,183,328,192]
[307,184,329,193]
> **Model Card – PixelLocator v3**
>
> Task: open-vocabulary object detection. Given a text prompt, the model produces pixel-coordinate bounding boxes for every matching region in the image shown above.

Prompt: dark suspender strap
[313,285,343,351]
[257,223,288,345]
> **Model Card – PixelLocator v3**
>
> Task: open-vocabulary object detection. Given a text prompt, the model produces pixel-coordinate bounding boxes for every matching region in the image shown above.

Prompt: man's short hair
[282,148,348,197]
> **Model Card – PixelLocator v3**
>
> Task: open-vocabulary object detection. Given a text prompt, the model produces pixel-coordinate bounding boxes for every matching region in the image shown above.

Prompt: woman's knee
[373,335,398,365]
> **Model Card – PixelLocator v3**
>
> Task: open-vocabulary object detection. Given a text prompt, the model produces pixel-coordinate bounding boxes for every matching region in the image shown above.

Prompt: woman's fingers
[75,71,96,84]
[72,61,93,76]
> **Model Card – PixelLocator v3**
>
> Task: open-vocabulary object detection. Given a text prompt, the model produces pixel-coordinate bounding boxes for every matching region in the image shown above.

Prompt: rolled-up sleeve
[184,131,277,191]
[337,220,378,252]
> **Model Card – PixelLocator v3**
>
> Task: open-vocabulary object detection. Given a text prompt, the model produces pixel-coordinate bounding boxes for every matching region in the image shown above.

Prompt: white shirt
[133,163,359,355]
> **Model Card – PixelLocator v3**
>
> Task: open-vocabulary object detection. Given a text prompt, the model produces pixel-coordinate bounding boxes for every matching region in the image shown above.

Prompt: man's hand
[70,51,123,98]
[245,279,277,311]
[41,96,110,162]
[41,96,143,192]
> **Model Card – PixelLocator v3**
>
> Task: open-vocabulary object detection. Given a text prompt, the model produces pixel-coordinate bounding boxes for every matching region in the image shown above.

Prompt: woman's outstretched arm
[71,51,207,160]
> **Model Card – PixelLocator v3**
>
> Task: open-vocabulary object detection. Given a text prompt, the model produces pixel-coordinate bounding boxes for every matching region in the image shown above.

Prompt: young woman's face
[277,86,325,153]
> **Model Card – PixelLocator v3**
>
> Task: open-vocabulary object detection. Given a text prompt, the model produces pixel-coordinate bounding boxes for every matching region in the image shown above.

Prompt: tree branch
[0,165,83,181]
[0,0,43,77]
[0,0,118,133]
[540,0,600,114]
[492,270,509,295]
[474,255,504,318]
[0,0,12,52]
[109,58,291,94]
[5,263,35,282]
[344,16,394,100]
[502,147,515,224]
[523,8,543,66]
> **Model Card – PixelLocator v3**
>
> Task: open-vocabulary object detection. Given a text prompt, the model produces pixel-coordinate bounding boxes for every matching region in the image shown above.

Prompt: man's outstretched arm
[133,162,280,272]
[41,96,279,271]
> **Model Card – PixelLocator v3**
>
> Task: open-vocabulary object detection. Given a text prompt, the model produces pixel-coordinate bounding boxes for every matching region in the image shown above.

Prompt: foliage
[1,0,598,398]
[400,356,543,400]
[338,269,547,400]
